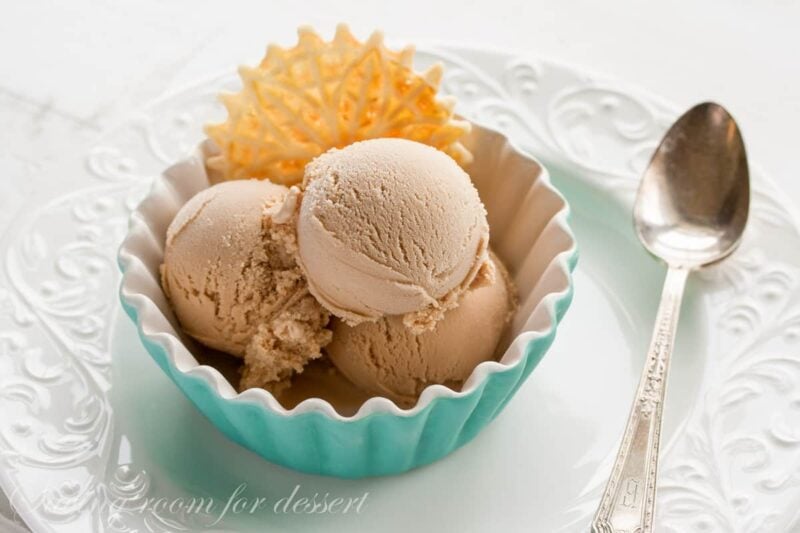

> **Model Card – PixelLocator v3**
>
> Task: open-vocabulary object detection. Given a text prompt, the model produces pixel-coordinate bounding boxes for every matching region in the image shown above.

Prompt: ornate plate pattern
[1,46,799,532]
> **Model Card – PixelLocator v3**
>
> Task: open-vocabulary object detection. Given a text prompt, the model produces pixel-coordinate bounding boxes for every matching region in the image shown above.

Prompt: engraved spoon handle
[591,266,689,533]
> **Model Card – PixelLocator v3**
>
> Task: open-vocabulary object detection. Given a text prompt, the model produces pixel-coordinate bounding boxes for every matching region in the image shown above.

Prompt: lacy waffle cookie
[206,24,472,185]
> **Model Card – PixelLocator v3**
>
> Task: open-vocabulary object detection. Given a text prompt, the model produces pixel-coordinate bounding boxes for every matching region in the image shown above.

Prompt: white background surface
[1,1,799,531]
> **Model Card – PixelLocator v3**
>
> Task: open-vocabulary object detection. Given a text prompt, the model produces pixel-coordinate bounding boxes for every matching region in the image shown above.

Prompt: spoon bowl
[634,102,749,268]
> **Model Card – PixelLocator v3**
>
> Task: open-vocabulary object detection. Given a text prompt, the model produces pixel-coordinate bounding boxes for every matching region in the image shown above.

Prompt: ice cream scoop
[160,179,331,390]
[297,138,491,333]
[326,253,515,406]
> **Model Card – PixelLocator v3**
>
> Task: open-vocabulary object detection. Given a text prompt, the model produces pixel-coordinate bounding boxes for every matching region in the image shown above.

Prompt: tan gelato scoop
[160,179,331,390]
[326,253,515,407]
[296,138,492,333]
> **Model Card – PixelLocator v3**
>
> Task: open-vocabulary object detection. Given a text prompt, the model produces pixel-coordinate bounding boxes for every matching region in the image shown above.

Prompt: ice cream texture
[326,253,516,407]
[160,179,331,390]
[296,138,492,333]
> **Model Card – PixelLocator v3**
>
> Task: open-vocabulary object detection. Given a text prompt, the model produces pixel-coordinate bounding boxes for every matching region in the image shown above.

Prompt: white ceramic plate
[1,45,800,533]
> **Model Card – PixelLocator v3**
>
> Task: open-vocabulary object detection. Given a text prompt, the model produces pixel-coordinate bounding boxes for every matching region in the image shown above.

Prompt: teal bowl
[118,123,577,478]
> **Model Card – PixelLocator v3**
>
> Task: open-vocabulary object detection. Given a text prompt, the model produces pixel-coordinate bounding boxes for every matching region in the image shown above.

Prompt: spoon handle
[591,266,689,533]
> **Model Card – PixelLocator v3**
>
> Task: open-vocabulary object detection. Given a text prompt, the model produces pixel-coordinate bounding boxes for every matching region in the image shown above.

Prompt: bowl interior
[463,126,573,351]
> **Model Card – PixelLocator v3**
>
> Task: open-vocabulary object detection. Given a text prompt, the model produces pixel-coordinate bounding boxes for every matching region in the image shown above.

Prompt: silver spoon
[591,102,749,533]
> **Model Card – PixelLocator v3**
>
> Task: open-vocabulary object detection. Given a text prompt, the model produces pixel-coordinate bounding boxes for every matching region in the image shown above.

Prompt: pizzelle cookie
[205,24,472,185]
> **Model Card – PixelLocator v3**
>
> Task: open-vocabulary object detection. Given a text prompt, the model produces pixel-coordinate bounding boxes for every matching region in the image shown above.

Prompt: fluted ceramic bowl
[118,121,577,478]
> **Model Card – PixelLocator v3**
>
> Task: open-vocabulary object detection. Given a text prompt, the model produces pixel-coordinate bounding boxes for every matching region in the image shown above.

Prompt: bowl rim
[117,118,578,422]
